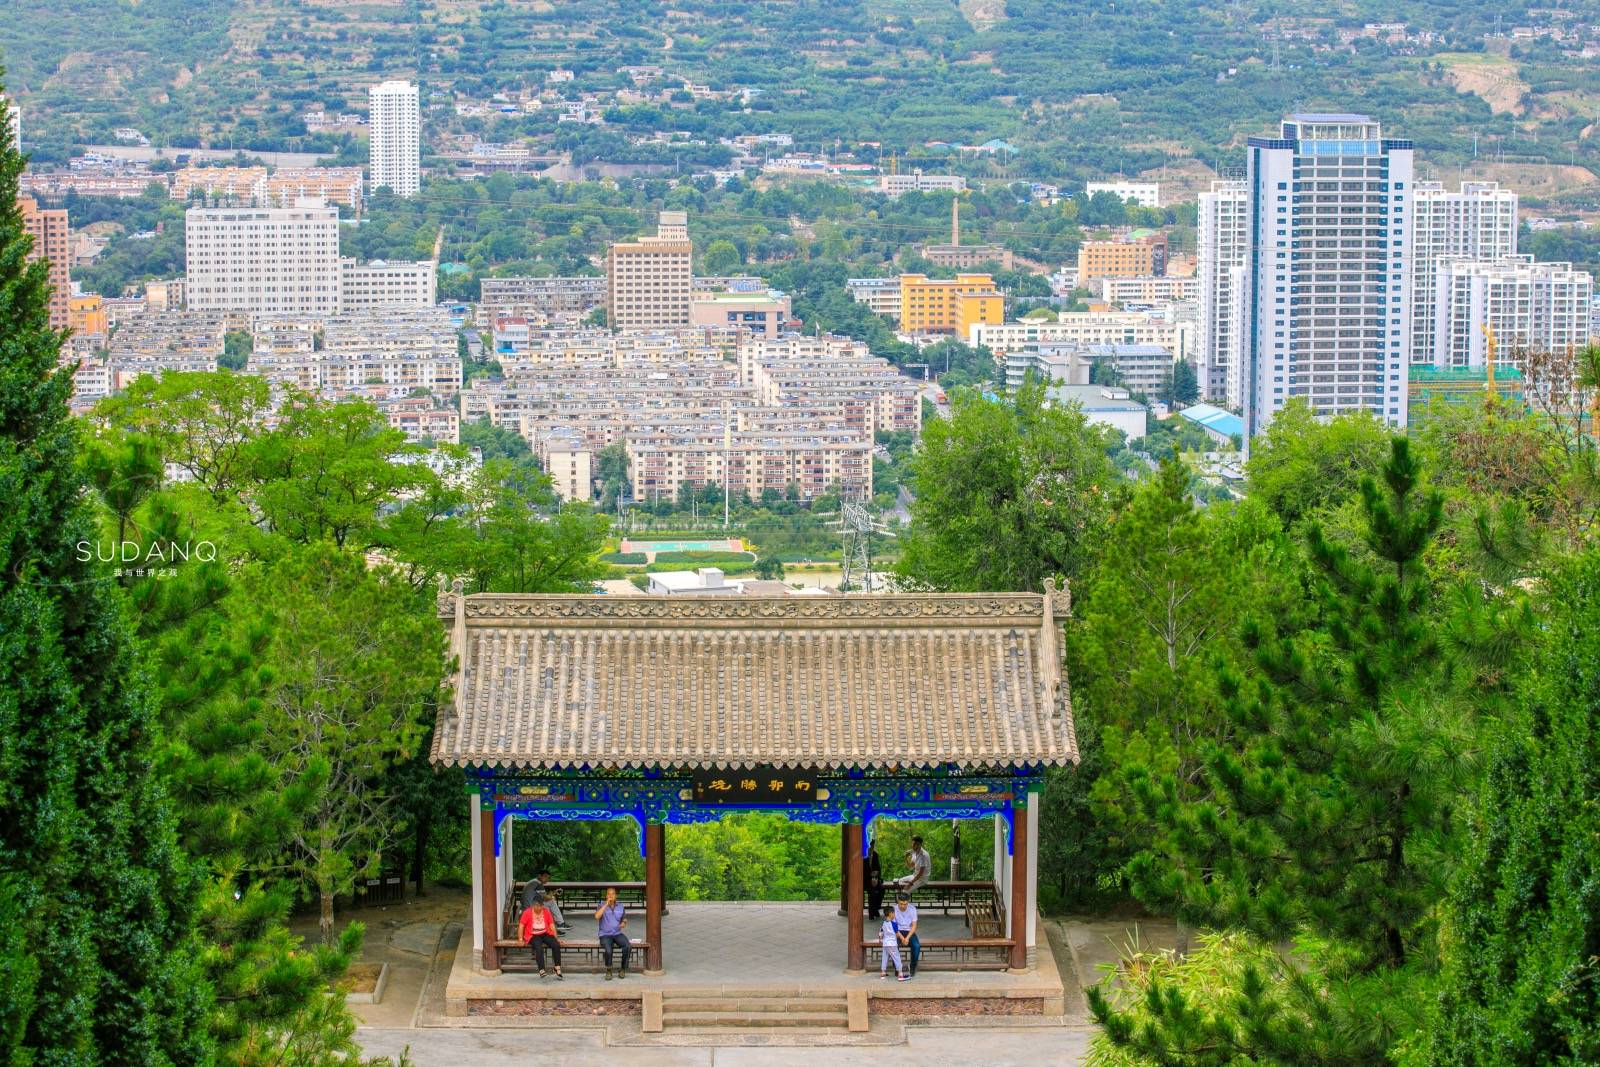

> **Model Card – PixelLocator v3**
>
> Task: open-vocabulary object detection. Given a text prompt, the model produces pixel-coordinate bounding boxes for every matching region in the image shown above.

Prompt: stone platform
[444,901,1066,1024]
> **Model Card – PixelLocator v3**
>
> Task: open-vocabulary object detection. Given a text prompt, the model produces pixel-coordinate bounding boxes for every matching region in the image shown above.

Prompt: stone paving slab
[445,901,1065,1013]
[359,1023,1096,1065]
[604,1016,910,1047]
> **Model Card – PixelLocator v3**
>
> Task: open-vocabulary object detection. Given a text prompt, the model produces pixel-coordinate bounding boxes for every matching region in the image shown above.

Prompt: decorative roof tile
[430,588,1076,771]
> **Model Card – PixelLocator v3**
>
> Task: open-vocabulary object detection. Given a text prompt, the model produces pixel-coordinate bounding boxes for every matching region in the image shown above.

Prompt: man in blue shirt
[893,891,921,977]
[595,886,631,979]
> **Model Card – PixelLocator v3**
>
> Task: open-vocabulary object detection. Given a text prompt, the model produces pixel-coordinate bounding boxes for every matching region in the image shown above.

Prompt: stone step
[663,997,846,1014]
[661,1010,851,1028]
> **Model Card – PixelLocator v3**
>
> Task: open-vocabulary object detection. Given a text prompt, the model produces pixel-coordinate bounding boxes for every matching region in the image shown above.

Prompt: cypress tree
[0,91,208,1063]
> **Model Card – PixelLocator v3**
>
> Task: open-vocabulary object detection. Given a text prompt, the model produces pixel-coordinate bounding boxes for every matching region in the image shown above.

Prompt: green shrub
[651,550,756,565]
[644,560,756,576]
[600,551,647,564]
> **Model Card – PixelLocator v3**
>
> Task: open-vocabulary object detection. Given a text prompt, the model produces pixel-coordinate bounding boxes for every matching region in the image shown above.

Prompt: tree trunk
[320,887,335,948]
[412,809,429,898]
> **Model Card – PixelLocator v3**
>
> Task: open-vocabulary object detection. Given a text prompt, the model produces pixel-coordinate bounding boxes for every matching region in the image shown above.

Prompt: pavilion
[430,582,1077,1018]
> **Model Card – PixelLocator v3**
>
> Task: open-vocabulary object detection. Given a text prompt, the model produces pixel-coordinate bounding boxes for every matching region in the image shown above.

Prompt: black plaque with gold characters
[691,765,819,805]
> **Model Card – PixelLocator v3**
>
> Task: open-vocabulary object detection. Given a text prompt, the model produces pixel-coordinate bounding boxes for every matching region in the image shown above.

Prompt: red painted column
[838,823,851,916]
[480,807,500,971]
[845,822,865,972]
[1009,802,1029,971]
[645,822,665,973]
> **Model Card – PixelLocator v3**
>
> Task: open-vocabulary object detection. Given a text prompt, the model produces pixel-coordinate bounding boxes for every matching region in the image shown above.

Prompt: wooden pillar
[1008,802,1029,971]
[838,823,851,916]
[845,822,865,973]
[480,807,500,972]
[644,822,665,974]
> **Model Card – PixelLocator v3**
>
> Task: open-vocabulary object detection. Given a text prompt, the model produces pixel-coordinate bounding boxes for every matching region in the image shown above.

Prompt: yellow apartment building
[898,273,1003,335]
[1076,238,1162,282]
[69,293,107,336]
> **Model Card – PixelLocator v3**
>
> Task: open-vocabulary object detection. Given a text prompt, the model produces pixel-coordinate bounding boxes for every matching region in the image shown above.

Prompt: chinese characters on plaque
[691,766,818,804]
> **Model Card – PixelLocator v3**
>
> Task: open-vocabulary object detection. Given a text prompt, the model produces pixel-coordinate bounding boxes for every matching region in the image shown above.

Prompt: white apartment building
[1225,264,1250,409]
[479,276,606,322]
[1086,180,1160,208]
[1434,255,1594,372]
[1409,181,1519,366]
[1099,275,1201,306]
[185,201,342,316]
[968,312,1195,361]
[1007,342,1174,396]
[340,258,437,308]
[606,211,693,331]
[369,80,421,198]
[1243,113,1414,436]
[878,172,966,197]
[265,166,366,211]
[846,277,902,318]
[1197,180,1247,403]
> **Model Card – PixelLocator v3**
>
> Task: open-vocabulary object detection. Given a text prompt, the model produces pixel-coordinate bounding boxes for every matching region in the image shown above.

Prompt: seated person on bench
[595,886,631,980]
[888,835,932,894]
[519,891,564,980]
[532,869,570,932]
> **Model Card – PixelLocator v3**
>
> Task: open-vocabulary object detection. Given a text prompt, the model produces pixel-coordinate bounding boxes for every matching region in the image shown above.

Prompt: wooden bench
[963,890,1004,938]
[865,880,996,916]
[860,937,1014,971]
[495,937,651,973]
[511,880,647,915]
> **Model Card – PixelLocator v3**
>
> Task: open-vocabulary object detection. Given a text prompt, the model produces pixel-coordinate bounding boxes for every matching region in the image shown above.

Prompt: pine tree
[1094,438,1474,1060]
[81,430,379,1065]
[1428,548,1600,1065]
[0,90,209,1063]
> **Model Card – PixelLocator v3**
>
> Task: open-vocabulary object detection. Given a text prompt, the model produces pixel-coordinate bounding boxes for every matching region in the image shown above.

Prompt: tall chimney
[951,197,959,245]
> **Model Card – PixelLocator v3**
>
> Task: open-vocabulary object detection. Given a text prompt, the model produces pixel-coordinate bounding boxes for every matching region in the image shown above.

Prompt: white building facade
[1243,114,1414,436]
[340,258,437,309]
[1196,180,1247,403]
[1409,181,1519,366]
[1086,181,1160,208]
[185,202,342,316]
[369,80,421,198]
[1433,255,1594,371]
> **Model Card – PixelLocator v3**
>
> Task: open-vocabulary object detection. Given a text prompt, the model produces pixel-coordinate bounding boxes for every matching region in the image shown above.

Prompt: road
[919,381,951,420]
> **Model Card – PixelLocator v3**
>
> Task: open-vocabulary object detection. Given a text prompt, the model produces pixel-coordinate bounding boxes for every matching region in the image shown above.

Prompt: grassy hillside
[3,0,1597,193]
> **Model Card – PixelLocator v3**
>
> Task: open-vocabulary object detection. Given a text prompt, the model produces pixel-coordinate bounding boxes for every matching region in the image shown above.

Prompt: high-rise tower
[1243,113,1414,436]
[368,80,420,199]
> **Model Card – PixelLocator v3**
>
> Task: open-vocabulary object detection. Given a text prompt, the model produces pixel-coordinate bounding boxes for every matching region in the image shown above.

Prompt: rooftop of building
[1179,403,1247,439]
[1286,112,1375,124]
[430,586,1075,771]
[1047,384,1146,412]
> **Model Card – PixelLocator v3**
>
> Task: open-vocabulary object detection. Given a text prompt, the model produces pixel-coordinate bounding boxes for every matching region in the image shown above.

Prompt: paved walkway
[447,901,1057,1000]
[359,1024,1095,1065]
[337,889,1179,1063]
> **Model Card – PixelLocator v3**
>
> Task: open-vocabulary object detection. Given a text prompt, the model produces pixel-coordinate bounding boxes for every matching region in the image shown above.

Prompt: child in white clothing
[878,906,908,980]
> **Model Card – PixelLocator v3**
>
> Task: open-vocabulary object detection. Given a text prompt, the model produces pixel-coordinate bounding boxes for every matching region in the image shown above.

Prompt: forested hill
[3,0,1597,188]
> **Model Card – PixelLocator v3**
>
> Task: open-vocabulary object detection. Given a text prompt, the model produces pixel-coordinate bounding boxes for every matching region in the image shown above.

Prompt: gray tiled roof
[430,589,1076,771]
